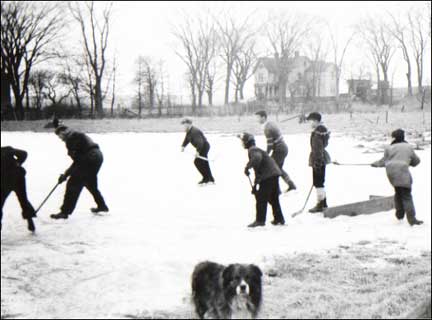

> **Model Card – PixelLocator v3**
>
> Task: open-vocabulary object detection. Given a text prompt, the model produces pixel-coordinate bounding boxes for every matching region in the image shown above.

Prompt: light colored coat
[372,142,420,188]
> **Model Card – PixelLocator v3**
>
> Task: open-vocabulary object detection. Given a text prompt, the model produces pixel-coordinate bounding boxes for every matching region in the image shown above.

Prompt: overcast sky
[58,1,431,105]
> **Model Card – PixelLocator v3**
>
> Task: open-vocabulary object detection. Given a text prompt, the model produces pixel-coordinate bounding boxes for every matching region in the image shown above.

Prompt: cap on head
[391,128,405,142]
[255,110,268,119]
[181,118,192,125]
[306,112,322,122]
[55,125,68,135]
[240,132,255,148]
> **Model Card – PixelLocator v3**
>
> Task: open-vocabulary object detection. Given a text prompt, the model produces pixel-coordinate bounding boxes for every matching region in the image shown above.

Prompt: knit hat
[55,125,68,135]
[181,118,192,125]
[306,112,322,122]
[240,132,256,148]
[391,129,405,142]
[255,110,268,119]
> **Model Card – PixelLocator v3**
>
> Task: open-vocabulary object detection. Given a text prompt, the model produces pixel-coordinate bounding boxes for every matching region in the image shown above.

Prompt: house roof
[305,61,336,73]
[257,57,278,73]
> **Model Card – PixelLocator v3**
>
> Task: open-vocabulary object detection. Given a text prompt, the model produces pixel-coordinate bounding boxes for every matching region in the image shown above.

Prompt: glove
[251,184,258,195]
[58,174,67,184]
[244,168,250,176]
[371,163,378,168]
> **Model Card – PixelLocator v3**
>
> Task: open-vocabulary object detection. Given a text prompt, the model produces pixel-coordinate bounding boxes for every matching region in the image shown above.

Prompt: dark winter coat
[309,124,331,168]
[264,121,284,154]
[1,146,27,173]
[372,141,420,188]
[246,146,282,184]
[182,126,208,153]
[62,130,100,177]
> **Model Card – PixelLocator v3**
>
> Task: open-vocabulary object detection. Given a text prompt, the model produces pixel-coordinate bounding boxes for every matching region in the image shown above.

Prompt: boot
[409,219,424,226]
[248,221,265,228]
[91,205,109,213]
[50,212,69,220]
[322,198,328,209]
[198,179,208,185]
[271,219,285,226]
[285,180,297,192]
[309,200,325,213]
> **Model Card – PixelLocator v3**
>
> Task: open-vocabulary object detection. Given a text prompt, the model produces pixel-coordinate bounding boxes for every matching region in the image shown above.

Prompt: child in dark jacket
[372,129,423,226]
[306,112,331,213]
[241,132,285,228]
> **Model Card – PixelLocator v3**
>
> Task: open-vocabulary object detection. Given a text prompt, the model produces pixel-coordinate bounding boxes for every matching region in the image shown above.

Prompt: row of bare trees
[1,1,114,120]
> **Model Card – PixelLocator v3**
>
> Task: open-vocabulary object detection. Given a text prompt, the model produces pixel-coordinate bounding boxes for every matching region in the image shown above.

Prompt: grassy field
[1,111,431,138]
[128,240,431,319]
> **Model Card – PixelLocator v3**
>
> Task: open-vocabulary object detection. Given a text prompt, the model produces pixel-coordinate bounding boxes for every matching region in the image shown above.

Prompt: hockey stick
[34,182,60,215]
[279,114,302,123]
[291,185,314,218]
[332,161,371,166]
[184,151,216,162]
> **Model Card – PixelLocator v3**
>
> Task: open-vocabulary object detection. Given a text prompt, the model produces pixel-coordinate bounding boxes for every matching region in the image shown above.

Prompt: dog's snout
[240,284,247,292]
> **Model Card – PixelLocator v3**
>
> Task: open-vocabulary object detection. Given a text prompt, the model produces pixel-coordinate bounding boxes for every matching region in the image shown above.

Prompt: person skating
[371,129,423,226]
[255,110,297,192]
[181,118,215,185]
[241,133,285,228]
[1,146,36,232]
[306,112,331,213]
[51,126,108,219]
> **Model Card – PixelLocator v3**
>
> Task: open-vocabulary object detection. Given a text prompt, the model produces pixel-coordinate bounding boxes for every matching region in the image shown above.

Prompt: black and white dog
[192,261,263,319]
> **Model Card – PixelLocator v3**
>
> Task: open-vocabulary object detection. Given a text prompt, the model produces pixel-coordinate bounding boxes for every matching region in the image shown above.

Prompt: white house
[254,51,338,101]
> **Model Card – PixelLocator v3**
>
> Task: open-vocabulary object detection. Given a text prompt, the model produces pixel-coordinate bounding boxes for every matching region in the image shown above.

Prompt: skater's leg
[272,144,295,190]
[1,187,12,232]
[60,175,84,216]
[394,187,405,220]
[269,178,285,223]
[14,169,35,219]
[399,187,422,225]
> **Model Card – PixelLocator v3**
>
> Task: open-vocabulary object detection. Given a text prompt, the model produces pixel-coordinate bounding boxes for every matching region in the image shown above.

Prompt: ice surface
[1,132,430,318]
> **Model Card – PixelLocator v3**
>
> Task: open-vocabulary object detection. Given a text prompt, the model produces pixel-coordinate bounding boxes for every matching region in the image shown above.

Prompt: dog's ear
[222,265,235,282]
[249,264,263,278]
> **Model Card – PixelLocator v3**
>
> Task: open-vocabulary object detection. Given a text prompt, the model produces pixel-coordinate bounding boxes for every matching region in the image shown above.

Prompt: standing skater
[51,126,108,219]
[1,146,36,232]
[181,118,215,185]
[306,112,331,213]
[255,110,297,192]
[371,129,423,226]
[241,133,285,228]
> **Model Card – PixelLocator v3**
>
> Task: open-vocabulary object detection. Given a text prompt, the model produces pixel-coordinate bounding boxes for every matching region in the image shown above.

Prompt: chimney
[294,51,299,58]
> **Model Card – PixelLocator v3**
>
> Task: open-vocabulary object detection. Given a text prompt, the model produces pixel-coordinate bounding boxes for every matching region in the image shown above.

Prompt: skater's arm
[246,149,263,171]
[181,132,191,149]
[410,149,421,167]
[12,148,28,165]
[371,148,389,167]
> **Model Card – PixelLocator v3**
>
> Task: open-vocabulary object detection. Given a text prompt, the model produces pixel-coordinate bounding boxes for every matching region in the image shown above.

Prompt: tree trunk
[95,79,103,118]
[224,63,231,105]
[239,82,245,100]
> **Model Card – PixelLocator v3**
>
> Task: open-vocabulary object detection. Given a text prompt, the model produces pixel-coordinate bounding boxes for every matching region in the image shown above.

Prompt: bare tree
[69,1,112,117]
[306,21,329,99]
[216,11,255,105]
[173,12,218,112]
[135,55,158,112]
[110,56,117,117]
[232,40,257,102]
[1,1,66,119]
[265,12,311,109]
[356,16,396,104]
[408,6,429,94]
[387,12,413,96]
[29,70,49,110]
[156,59,166,117]
[205,59,218,107]
[328,23,354,103]
[44,71,71,105]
